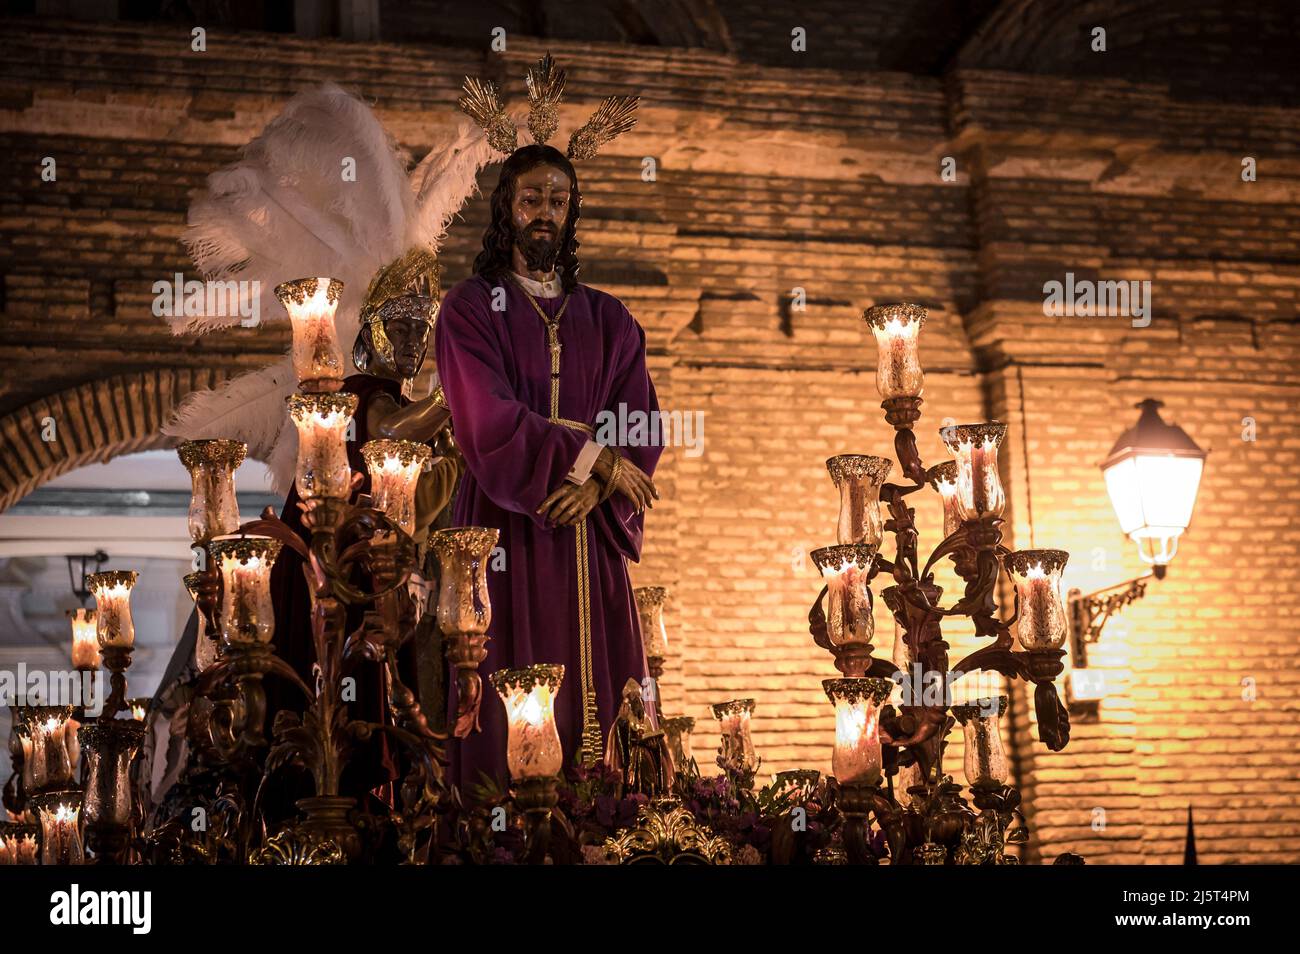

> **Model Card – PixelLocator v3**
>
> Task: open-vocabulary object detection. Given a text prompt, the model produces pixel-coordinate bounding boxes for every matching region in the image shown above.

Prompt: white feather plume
[408,119,495,251]
[164,82,498,495]
[162,360,299,496]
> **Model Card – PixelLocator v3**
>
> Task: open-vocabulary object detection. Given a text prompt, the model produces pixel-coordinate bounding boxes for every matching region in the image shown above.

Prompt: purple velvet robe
[435,275,662,792]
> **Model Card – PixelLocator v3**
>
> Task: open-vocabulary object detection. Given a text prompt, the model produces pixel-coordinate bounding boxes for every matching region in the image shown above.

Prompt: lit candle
[87,570,138,649]
[69,607,100,670]
[24,708,76,792]
[276,276,346,389]
[183,571,219,672]
[711,698,758,776]
[1006,549,1070,650]
[209,537,283,646]
[288,392,358,500]
[130,702,148,721]
[65,717,80,776]
[0,833,38,865]
[810,544,878,648]
[864,304,926,400]
[633,586,669,662]
[953,696,1009,788]
[361,439,432,538]
[925,460,962,537]
[826,455,892,547]
[824,677,893,785]
[940,423,1007,522]
[19,736,34,794]
[38,801,84,866]
[177,439,246,544]
[490,664,565,780]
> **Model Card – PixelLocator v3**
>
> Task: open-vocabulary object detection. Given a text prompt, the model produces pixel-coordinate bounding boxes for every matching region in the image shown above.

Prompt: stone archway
[0,368,232,513]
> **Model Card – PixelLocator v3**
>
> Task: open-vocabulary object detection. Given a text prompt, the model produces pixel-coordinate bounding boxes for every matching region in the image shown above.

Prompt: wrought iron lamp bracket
[1067,566,1163,667]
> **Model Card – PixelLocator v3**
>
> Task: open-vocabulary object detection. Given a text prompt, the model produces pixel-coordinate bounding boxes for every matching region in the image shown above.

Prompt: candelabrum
[149,276,457,864]
[803,302,1072,864]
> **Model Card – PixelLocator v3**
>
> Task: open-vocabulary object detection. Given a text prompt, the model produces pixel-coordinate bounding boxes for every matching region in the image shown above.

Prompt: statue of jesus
[435,143,661,791]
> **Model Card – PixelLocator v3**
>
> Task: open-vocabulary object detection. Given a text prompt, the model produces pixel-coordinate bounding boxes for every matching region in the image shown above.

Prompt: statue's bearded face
[510,163,571,274]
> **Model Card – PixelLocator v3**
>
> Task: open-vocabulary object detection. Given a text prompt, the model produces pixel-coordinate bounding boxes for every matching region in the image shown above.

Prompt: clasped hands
[536,446,658,528]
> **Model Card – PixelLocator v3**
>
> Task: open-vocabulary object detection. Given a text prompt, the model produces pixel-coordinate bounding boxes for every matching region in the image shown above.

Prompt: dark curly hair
[472,144,582,292]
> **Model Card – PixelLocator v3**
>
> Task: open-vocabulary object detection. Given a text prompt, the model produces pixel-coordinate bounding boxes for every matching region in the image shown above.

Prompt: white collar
[511,270,563,299]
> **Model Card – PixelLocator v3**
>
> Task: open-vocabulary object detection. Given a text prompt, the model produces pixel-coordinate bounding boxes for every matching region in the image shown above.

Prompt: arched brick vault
[0,368,234,513]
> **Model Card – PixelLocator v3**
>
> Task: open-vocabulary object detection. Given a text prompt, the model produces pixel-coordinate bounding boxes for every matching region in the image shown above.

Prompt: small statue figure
[604,679,674,798]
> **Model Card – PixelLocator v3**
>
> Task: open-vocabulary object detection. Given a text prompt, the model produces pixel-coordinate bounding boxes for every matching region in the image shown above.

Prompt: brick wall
[2,12,1297,862]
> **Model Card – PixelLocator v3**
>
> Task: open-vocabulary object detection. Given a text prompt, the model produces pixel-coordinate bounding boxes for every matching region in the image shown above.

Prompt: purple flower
[594,794,616,829]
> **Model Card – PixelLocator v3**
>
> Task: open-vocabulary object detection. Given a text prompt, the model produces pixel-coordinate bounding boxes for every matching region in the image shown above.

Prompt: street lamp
[1100,399,1206,568]
[1069,399,1207,672]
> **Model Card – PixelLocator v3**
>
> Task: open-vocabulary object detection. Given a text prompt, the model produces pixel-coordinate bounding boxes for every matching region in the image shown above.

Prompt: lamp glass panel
[1103,454,1202,538]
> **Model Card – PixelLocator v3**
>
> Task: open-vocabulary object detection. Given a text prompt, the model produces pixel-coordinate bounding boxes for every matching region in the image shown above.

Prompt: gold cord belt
[515,281,602,765]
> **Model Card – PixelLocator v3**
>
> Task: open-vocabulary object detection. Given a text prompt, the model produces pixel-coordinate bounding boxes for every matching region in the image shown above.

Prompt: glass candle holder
[940,422,1007,522]
[430,527,501,737]
[925,460,961,538]
[177,439,246,544]
[489,664,565,780]
[288,392,358,500]
[209,537,282,646]
[826,455,893,547]
[69,608,100,670]
[712,698,758,776]
[1006,549,1070,650]
[183,571,219,672]
[810,544,878,648]
[361,439,432,538]
[78,720,145,827]
[429,527,498,636]
[87,570,138,649]
[275,277,346,389]
[22,707,76,793]
[864,303,926,399]
[823,677,893,785]
[36,798,84,865]
[663,716,695,772]
[952,696,1009,788]
[633,586,669,661]
[773,768,821,801]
